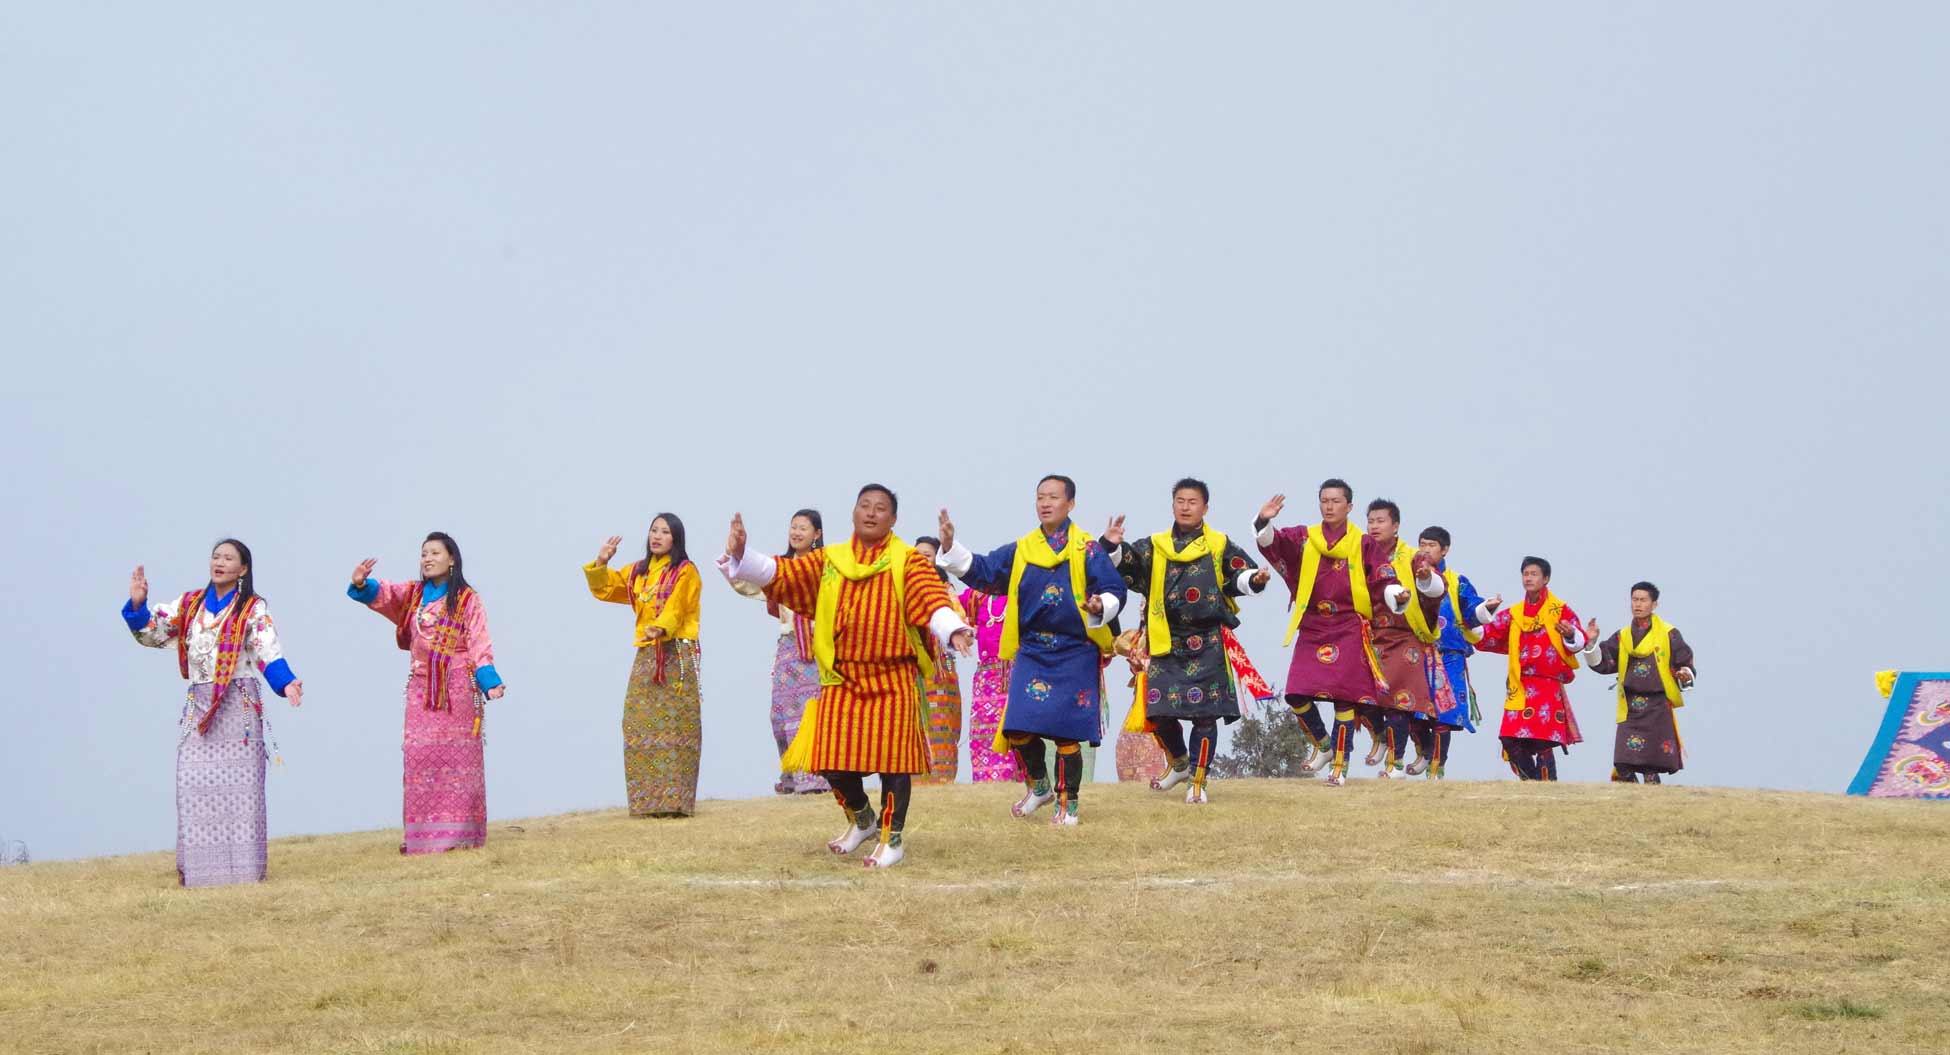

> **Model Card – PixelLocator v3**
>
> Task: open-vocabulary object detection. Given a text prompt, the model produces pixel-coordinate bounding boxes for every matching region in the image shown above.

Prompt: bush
[1212,698,1318,778]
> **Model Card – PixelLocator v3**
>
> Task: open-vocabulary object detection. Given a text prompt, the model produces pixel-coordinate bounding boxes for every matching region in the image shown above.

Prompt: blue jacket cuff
[347,579,380,604]
[475,664,503,692]
[262,658,296,696]
[122,598,152,632]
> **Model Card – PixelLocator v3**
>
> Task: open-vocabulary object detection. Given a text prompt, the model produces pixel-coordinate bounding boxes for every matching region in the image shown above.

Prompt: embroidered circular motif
[1359,696,1377,708]
[1185,634,1204,652]
[1317,600,1336,614]
[1315,644,1341,664]
[1027,679,1052,701]
[1631,662,1652,678]
[1146,687,1161,704]
[1405,647,1421,662]
[1185,587,1201,603]
[1186,687,1204,706]
[1629,696,1650,712]
[1039,584,1064,604]
[1625,734,1647,751]
[1229,557,1246,570]
[1394,690,1414,709]
[1522,707,1536,719]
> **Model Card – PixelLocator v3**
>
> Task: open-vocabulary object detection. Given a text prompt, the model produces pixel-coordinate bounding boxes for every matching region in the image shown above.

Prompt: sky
[3,3,1946,862]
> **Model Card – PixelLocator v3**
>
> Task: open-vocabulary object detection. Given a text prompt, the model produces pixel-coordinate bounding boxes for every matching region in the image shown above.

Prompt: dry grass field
[3,779,1947,1054]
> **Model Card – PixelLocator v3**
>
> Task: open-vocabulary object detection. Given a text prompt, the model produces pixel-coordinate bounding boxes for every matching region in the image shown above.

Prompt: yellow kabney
[1388,540,1439,645]
[779,536,931,773]
[1504,591,1578,710]
[1279,524,1371,647]
[1614,615,1683,723]
[988,524,1115,753]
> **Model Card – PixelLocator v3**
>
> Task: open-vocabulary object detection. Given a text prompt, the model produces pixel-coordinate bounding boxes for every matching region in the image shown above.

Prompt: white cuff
[1254,523,1276,548]
[1474,601,1497,625]
[928,605,972,647]
[1234,569,1264,595]
[1106,543,1126,568]
[1580,642,1603,663]
[1563,625,1586,651]
[1384,584,1409,613]
[730,579,765,600]
[1087,593,1121,628]
[939,539,974,578]
[717,550,777,588]
[1416,569,1444,598]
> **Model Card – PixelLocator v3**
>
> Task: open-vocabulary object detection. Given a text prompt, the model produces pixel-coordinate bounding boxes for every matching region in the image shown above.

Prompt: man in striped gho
[718,484,974,869]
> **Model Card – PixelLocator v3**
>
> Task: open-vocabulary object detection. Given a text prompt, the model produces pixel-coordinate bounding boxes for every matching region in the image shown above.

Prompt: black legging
[1152,718,1218,771]
[823,771,913,832]
[1008,734,1084,803]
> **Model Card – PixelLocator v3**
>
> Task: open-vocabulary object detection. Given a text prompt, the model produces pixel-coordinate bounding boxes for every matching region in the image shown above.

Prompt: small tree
[1212,697,1319,778]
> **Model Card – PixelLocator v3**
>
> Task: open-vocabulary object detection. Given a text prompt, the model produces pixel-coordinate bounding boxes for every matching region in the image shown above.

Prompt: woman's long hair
[211,538,257,603]
[634,513,689,579]
[422,531,469,615]
[785,508,824,556]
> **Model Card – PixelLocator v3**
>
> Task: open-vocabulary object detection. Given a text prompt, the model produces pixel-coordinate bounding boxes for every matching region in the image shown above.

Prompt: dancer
[956,586,1021,782]
[718,484,974,869]
[585,514,703,817]
[1357,500,1450,778]
[912,536,966,784]
[122,540,302,887]
[1102,478,1272,803]
[348,532,504,852]
[746,511,829,794]
[936,474,1126,824]
[1255,482,1411,786]
[1413,526,1489,778]
[1471,556,1587,781]
[1584,582,1697,784]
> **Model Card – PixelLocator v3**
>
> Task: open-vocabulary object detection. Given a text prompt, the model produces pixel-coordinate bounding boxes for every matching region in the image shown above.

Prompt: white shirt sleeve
[716,550,777,588]
[1254,523,1277,548]
[1416,569,1444,597]
[1234,569,1265,595]
[927,604,972,647]
[939,539,975,578]
[1087,593,1122,628]
[1474,600,1498,626]
[1383,584,1409,613]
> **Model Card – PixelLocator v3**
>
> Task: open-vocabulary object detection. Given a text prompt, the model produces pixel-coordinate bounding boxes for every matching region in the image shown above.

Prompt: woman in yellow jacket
[586,514,703,817]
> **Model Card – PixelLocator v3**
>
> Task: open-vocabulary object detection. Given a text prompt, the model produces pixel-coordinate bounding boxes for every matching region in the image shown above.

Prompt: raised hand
[1411,553,1436,579]
[950,628,976,657]
[1585,617,1600,643]
[1103,514,1126,548]
[726,513,747,561]
[351,558,378,588]
[286,681,304,708]
[937,508,956,553]
[1258,494,1286,523]
[1485,593,1504,614]
[596,535,623,565]
[129,565,148,607]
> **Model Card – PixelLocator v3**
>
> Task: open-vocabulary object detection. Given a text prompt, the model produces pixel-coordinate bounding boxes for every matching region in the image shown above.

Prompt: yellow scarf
[1280,523,1370,647]
[1504,590,1578,710]
[1145,526,1236,658]
[1388,540,1439,644]
[999,523,1113,660]
[1443,569,1482,645]
[812,536,931,685]
[1614,615,1683,723]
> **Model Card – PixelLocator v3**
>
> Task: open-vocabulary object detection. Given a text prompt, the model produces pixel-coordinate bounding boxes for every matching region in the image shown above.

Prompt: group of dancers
[122,475,1699,882]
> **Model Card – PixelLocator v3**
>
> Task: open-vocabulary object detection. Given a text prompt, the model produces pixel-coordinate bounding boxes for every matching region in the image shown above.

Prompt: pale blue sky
[4,3,1946,860]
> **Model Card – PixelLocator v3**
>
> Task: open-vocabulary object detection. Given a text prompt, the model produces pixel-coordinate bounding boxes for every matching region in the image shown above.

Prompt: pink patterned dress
[353,579,500,853]
[958,589,1020,782]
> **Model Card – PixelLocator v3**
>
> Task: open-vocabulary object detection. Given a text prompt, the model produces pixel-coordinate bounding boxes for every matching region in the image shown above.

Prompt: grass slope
[3,780,1948,1054]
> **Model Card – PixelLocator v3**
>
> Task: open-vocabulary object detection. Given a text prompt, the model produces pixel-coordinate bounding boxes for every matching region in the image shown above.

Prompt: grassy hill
[3,780,1947,1054]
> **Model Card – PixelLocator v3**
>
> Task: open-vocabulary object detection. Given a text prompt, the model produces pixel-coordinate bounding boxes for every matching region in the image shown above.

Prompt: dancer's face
[421,539,455,579]
[1630,589,1658,621]
[1318,487,1351,526]
[1365,508,1399,546]
[1521,564,1547,596]
[209,543,247,590]
[1035,479,1074,530]
[1171,488,1206,531]
[1417,539,1447,564]
[913,540,939,563]
[788,515,820,555]
[853,491,895,544]
[647,517,673,556]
